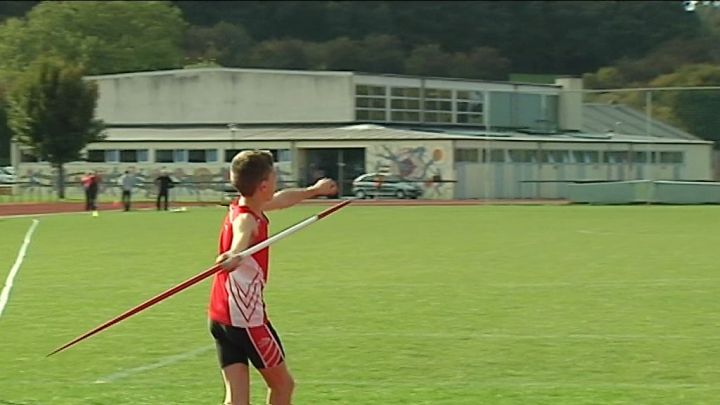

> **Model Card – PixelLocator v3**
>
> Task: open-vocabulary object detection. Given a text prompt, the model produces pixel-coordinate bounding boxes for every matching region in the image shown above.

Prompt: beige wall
[452,139,713,199]
[90,69,355,125]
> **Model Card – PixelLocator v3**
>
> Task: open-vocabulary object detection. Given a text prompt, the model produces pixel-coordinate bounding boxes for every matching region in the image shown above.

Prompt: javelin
[47,199,353,357]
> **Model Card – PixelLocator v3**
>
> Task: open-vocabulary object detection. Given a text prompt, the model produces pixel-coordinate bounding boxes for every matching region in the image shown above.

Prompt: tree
[320,37,364,71]
[184,22,254,67]
[0,1,187,75]
[8,60,106,198]
[404,44,451,77]
[651,64,720,146]
[448,47,510,80]
[357,35,405,74]
[246,39,321,70]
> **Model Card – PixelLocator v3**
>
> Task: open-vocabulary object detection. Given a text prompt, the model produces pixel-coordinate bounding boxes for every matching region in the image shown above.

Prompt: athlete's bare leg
[259,362,295,405]
[221,363,250,405]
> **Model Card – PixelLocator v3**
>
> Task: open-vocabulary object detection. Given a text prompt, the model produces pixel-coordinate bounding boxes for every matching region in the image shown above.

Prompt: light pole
[228,123,238,152]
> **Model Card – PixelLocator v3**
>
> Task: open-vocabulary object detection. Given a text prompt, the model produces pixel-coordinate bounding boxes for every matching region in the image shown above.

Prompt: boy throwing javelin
[210,150,337,405]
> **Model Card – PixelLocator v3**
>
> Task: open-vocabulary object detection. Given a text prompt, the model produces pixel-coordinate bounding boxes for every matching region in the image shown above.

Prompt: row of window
[455,149,685,165]
[355,85,484,125]
[21,149,292,164]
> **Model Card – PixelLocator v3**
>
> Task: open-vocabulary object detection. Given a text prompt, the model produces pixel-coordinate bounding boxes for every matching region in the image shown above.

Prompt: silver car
[0,167,16,184]
[351,173,422,199]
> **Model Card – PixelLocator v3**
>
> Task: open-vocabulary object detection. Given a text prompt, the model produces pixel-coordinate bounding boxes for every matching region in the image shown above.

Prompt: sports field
[1,204,719,404]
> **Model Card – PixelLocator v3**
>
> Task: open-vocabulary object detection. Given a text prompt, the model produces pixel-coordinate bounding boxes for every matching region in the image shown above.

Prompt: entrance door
[303,148,366,197]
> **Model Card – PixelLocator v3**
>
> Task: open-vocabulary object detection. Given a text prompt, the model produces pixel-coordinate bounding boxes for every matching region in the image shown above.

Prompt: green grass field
[1,205,719,404]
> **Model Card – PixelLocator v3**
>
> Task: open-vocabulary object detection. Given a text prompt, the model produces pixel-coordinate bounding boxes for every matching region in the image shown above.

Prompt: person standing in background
[81,171,100,211]
[155,170,174,210]
[118,170,137,211]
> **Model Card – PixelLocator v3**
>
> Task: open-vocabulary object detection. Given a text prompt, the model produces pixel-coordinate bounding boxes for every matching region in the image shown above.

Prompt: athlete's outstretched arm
[263,178,337,211]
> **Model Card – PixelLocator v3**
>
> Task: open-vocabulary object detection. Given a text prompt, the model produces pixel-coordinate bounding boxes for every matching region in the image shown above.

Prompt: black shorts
[209,320,285,369]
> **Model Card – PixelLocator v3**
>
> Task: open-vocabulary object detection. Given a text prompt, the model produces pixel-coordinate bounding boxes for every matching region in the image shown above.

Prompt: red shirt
[209,201,270,327]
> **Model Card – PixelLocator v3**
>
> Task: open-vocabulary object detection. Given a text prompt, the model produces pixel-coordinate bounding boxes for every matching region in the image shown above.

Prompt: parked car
[0,167,16,184]
[351,173,422,199]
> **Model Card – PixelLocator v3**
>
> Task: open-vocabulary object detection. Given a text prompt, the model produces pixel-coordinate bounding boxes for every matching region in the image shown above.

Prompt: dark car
[351,173,422,199]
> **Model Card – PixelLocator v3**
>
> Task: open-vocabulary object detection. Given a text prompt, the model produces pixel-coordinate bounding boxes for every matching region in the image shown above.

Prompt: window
[391,111,420,122]
[659,151,683,164]
[356,97,386,109]
[456,90,484,126]
[391,87,420,97]
[455,148,480,163]
[356,85,386,96]
[272,149,291,162]
[119,149,149,163]
[424,88,452,99]
[389,86,421,123]
[225,149,245,162]
[156,149,174,163]
[604,151,629,164]
[489,149,505,163]
[355,85,387,122]
[540,150,569,164]
[509,150,538,163]
[391,99,420,109]
[424,100,452,111]
[356,110,386,121]
[632,151,648,164]
[105,150,119,163]
[424,112,452,123]
[188,150,207,163]
[572,151,600,164]
[87,150,104,163]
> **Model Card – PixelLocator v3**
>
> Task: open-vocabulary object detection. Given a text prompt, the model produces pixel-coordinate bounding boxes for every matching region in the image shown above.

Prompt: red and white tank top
[209,201,270,327]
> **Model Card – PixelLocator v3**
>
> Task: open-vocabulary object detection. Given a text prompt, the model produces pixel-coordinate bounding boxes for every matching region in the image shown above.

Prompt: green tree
[357,35,405,74]
[320,37,364,70]
[449,47,510,80]
[246,39,321,70]
[184,21,254,67]
[8,60,106,198]
[404,44,451,77]
[0,1,187,75]
[650,64,720,146]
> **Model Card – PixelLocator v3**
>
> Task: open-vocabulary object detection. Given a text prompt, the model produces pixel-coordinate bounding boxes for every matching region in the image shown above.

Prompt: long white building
[11,68,714,199]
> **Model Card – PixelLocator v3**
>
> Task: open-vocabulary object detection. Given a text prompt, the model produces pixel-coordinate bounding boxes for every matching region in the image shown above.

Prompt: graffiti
[370,144,452,198]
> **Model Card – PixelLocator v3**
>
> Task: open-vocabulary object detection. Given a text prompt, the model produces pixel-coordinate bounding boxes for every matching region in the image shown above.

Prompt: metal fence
[0,180,239,204]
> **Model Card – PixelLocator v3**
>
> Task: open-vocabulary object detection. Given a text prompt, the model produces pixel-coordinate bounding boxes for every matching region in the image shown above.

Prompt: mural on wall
[13,161,294,200]
[369,143,453,199]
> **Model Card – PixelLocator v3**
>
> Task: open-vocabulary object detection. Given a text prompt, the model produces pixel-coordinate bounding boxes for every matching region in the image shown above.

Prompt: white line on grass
[280,278,720,290]
[94,346,213,384]
[296,380,720,391]
[283,331,720,341]
[92,330,720,384]
[0,219,39,319]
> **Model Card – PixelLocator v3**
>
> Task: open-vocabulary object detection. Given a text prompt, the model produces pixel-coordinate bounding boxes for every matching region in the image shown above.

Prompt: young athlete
[210,150,337,405]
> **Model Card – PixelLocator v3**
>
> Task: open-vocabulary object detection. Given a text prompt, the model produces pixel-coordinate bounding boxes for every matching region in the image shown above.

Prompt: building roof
[583,103,699,140]
[86,67,560,89]
[101,124,711,145]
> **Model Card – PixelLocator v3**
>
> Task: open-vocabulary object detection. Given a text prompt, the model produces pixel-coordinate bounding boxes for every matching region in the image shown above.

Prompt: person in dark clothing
[155,171,174,210]
[81,171,100,211]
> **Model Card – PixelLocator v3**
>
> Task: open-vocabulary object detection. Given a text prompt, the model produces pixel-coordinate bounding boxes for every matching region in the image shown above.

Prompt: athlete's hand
[310,178,338,196]
[216,252,241,272]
